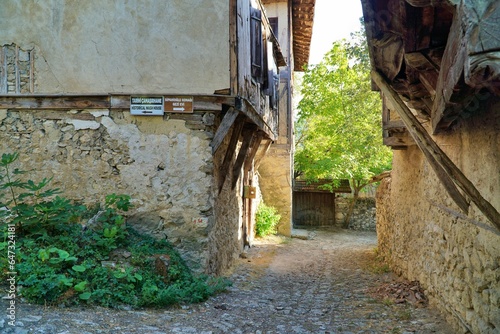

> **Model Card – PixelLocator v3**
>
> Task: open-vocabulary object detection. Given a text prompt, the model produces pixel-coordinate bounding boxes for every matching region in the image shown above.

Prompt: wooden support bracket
[372,70,500,231]
[211,107,240,155]
[218,116,245,194]
[231,125,257,190]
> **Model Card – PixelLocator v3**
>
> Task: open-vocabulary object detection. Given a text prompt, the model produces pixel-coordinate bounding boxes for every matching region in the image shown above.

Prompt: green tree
[294,31,392,227]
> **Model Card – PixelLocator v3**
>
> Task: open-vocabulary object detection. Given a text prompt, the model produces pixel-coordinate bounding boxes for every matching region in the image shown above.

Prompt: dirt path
[1,228,454,333]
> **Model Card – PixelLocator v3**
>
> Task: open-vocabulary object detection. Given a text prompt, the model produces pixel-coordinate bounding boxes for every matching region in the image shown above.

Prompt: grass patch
[0,152,230,308]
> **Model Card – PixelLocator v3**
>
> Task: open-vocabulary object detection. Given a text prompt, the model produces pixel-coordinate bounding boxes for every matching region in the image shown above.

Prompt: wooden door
[293,192,336,227]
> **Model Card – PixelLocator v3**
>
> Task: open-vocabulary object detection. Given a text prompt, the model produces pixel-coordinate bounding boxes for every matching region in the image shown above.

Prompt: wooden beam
[244,131,264,172]
[218,116,245,194]
[405,0,450,7]
[229,0,238,95]
[431,8,467,132]
[210,108,240,155]
[372,70,500,231]
[0,94,232,111]
[254,139,272,170]
[0,95,112,109]
[383,132,415,148]
[231,125,257,190]
[235,97,276,141]
[384,119,406,130]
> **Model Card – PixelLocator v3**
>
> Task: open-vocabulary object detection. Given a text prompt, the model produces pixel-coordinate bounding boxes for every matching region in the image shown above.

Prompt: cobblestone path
[1,228,454,333]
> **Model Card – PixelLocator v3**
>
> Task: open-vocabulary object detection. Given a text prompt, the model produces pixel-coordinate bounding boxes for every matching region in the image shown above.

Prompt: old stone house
[361,0,499,333]
[0,0,315,275]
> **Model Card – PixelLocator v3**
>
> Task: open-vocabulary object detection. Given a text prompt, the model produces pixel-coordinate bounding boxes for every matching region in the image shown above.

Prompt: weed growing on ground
[255,202,281,237]
[396,307,413,321]
[367,247,391,274]
[0,152,230,308]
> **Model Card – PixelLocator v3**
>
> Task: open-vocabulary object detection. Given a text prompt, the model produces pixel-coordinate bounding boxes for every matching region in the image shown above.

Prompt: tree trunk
[342,180,361,229]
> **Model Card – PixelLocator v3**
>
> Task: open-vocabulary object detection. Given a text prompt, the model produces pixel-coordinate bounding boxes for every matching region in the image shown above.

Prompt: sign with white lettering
[130,96,164,115]
[164,96,194,113]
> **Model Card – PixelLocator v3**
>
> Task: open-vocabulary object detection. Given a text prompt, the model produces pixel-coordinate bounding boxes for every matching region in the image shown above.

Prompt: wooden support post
[244,131,264,172]
[231,125,257,190]
[372,70,500,231]
[210,107,239,155]
[218,116,245,194]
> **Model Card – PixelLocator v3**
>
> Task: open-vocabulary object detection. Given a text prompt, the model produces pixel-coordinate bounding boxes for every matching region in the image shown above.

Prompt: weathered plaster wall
[0,109,221,272]
[376,102,500,334]
[0,0,229,94]
[263,2,290,60]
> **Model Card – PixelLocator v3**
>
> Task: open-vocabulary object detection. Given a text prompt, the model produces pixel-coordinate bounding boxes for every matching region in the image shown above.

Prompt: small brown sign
[164,96,193,113]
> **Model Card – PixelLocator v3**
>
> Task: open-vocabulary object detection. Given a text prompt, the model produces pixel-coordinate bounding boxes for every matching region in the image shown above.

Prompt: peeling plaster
[65,119,101,130]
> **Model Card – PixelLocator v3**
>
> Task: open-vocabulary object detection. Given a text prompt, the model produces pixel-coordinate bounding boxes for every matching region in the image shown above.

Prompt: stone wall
[336,196,377,231]
[207,125,247,275]
[339,197,377,231]
[375,103,500,334]
[0,108,234,273]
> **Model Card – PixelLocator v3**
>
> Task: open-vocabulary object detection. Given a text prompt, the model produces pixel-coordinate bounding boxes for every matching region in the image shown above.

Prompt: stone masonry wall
[375,103,500,334]
[0,109,224,273]
[336,197,377,231]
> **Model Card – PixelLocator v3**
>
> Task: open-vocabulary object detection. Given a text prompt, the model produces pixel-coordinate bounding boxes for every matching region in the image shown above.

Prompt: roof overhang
[361,0,500,133]
[262,0,316,71]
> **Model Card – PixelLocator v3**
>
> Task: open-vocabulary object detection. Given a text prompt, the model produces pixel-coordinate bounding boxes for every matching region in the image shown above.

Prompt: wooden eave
[262,0,316,71]
[361,0,500,134]
[291,0,316,71]
[362,0,500,229]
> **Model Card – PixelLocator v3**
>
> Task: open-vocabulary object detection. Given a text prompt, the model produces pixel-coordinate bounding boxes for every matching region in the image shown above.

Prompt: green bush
[0,152,230,308]
[255,202,281,237]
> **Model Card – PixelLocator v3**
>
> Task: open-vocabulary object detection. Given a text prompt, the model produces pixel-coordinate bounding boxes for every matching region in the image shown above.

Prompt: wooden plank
[14,45,20,94]
[0,95,111,109]
[0,94,233,111]
[405,0,448,7]
[29,50,34,93]
[372,70,500,231]
[383,132,415,147]
[405,52,439,96]
[293,192,336,227]
[235,97,276,140]
[243,131,264,172]
[218,116,245,194]
[231,126,256,189]
[0,46,6,93]
[254,139,272,170]
[229,0,238,95]
[431,9,467,132]
[384,120,406,130]
[210,108,240,155]
[371,32,405,81]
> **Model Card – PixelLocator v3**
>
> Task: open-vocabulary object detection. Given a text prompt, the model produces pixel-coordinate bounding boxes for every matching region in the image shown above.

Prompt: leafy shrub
[0,152,230,308]
[255,202,281,237]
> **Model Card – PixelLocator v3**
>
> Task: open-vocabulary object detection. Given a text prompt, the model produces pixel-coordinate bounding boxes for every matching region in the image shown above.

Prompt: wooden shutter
[250,6,263,82]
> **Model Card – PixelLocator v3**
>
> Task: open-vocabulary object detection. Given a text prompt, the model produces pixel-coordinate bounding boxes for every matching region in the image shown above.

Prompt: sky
[308,0,364,64]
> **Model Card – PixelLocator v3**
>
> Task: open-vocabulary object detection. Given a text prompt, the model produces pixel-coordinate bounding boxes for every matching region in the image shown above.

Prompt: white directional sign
[130,96,164,115]
[164,96,194,113]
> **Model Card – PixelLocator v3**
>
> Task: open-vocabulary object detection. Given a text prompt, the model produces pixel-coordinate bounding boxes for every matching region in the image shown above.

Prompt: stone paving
[1,228,454,333]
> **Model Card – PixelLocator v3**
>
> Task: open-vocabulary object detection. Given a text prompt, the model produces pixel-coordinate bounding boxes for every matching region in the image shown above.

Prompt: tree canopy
[294,31,392,197]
